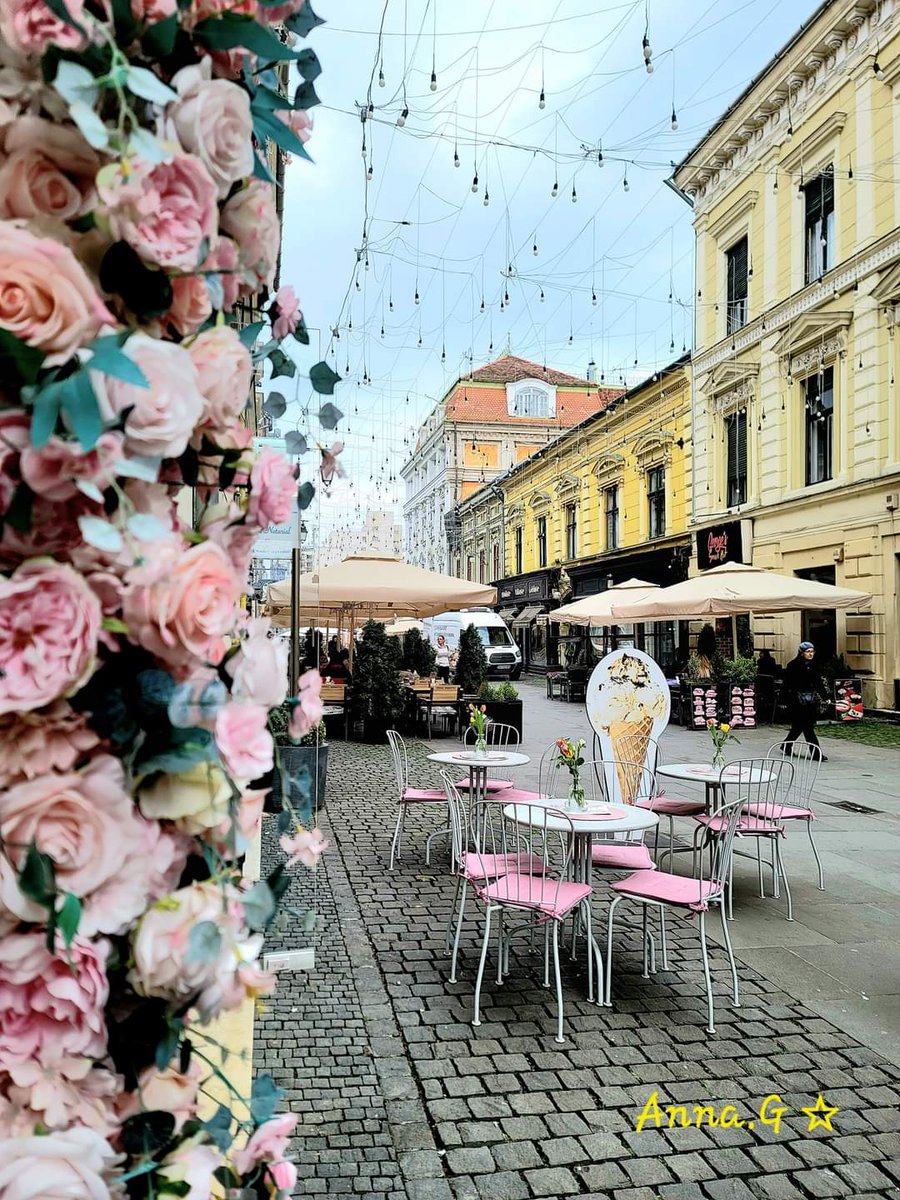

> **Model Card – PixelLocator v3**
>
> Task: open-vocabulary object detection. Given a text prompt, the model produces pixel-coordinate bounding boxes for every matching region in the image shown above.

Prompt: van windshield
[475,626,514,648]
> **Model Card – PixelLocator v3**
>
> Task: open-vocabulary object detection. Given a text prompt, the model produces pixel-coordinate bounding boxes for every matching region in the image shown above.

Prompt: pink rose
[0,495,88,568]
[215,702,273,782]
[118,1061,202,1134]
[0,408,29,515]
[0,0,87,56]
[266,1159,298,1196]
[233,1113,296,1174]
[155,1133,223,1199]
[138,760,232,835]
[20,431,122,502]
[131,0,176,20]
[0,700,99,789]
[96,153,218,272]
[271,284,300,341]
[199,500,256,586]
[0,1127,121,1200]
[0,115,98,220]
[220,179,280,292]
[248,446,297,528]
[289,668,323,739]
[189,325,252,428]
[96,333,205,460]
[6,1059,120,1137]
[0,755,150,934]
[280,826,328,870]
[0,932,109,1074]
[0,219,113,366]
[257,0,302,24]
[202,235,240,312]
[168,63,254,198]
[124,540,240,669]
[129,880,273,1018]
[229,618,288,708]
[0,559,101,715]
[165,274,212,337]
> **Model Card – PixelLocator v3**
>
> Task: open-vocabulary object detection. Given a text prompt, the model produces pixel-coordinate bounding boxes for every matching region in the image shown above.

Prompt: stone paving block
[790,1167,853,1197]
[523,1166,581,1196]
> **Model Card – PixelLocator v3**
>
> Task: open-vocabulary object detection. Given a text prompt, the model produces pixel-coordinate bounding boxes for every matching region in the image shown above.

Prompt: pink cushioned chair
[605,794,744,1034]
[387,730,447,871]
[761,741,825,892]
[453,723,520,793]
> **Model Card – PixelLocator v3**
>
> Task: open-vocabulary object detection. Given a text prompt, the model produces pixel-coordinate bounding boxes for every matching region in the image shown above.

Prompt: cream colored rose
[138,761,232,834]
[167,63,253,199]
[188,324,252,428]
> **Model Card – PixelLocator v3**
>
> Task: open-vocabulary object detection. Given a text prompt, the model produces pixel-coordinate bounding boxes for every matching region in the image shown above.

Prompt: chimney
[586,360,597,383]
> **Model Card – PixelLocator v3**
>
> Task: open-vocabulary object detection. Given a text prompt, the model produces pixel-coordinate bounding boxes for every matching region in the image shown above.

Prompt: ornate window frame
[506,379,557,418]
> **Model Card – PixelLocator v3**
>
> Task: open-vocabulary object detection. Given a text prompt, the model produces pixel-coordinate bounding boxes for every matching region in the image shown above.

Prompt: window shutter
[737,411,747,480]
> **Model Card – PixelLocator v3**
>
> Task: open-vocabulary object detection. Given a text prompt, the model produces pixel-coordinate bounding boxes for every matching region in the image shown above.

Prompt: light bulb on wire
[598,147,604,167]
[539,88,545,109]
[623,169,630,193]
[533,239,538,256]
[453,149,460,167]
[396,107,408,127]
[551,180,558,198]
[366,164,373,181]
[483,189,490,206]
[571,182,577,202]
[414,289,419,305]
[671,106,678,131]
[378,67,385,87]
[471,173,479,193]
[592,291,597,306]
[430,70,437,91]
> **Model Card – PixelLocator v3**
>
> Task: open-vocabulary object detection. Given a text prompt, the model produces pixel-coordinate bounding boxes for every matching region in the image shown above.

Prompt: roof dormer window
[507,379,557,417]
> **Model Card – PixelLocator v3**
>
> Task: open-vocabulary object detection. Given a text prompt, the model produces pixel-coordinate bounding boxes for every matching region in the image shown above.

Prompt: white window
[506,379,557,418]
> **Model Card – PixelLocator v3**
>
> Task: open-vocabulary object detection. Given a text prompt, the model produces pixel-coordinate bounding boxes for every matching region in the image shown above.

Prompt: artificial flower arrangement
[468,702,490,754]
[0,0,338,1193]
[707,719,738,768]
[554,736,587,808]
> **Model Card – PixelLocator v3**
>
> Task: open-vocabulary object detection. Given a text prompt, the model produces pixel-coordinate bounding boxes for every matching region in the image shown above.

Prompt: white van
[423,609,522,679]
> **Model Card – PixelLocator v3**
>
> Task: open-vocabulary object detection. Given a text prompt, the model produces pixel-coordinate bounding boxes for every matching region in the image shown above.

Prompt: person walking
[435,635,451,683]
[782,641,829,759]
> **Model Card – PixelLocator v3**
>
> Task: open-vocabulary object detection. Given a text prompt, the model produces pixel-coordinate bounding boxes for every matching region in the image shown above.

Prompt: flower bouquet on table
[468,703,491,755]
[0,0,334,1191]
[707,719,738,769]
[555,736,587,809]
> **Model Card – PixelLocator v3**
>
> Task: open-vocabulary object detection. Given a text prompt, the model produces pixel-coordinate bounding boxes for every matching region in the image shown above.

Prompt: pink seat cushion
[497,788,545,803]
[636,794,705,816]
[454,776,514,792]
[462,851,545,881]
[745,801,814,821]
[591,842,655,871]
[695,813,783,836]
[611,869,719,912]
[402,787,447,803]
[480,874,592,919]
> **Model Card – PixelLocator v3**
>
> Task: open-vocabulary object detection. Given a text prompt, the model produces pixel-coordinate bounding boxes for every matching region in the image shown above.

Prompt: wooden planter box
[265,744,329,813]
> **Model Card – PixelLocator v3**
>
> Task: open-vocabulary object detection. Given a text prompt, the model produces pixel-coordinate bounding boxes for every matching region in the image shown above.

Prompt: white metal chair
[453,723,520,793]
[762,741,825,891]
[589,760,658,874]
[386,730,446,870]
[606,793,744,1034]
[469,796,601,1043]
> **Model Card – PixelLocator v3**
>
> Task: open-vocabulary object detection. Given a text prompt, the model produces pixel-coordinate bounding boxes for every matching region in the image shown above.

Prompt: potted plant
[477,680,524,740]
[265,706,328,814]
[454,623,488,697]
[351,618,405,739]
[401,627,437,678]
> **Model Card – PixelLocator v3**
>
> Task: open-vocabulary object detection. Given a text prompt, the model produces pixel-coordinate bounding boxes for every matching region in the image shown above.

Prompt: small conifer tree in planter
[265,707,328,814]
[351,618,405,738]
[455,624,488,696]
[402,627,437,677]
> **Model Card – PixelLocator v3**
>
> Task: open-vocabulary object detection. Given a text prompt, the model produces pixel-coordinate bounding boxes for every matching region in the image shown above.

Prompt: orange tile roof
[444,383,621,426]
[466,354,589,386]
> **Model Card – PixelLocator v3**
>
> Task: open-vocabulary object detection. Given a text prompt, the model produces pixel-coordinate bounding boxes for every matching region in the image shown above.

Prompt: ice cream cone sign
[586,648,670,804]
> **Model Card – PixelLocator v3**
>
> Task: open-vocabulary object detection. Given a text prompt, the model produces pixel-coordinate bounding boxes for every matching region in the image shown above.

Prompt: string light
[571,180,577,202]
[471,173,479,193]
[532,235,538,256]
[430,70,437,90]
[551,180,558,197]
[671,105,678,131]
[396,107,408,127]
[539,88,545,109]
[483,188,490,206]
[623,167,630,192]
[378,65,384,87]
[453,149,459,167]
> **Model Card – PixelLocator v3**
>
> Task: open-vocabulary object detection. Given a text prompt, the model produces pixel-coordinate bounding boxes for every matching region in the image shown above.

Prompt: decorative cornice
[555,474,582,498]
[772,309,852,358]
[704,359,760,397]
[779,110,847,175]
[527,489,552,510]
[694,232,900,379]
[790,333,847,377]
[590,451,625,478]
[632,430,674,466]
[708,191,759,242]
[712,381,755,416]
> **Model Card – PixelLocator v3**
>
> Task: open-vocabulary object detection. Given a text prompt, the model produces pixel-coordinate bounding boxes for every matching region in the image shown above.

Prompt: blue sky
[274,0,821,541]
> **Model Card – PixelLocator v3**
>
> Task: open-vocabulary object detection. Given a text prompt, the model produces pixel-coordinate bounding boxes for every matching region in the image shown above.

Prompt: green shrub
[721,653,757,684]
[351,619,404,733]
[494,682,520,702]
[268,702,325,747]
[455,624,488,695]
[401,627,437,677]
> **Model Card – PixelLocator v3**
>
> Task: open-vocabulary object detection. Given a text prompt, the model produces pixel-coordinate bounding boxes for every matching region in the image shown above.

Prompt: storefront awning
[513,604,543,627]
[497,607,519,622]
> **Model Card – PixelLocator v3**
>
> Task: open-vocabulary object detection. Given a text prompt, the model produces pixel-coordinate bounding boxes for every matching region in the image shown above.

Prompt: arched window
[512,387,551,417]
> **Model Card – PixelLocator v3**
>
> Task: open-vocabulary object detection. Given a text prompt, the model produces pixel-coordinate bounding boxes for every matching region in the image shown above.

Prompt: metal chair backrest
[463,722,520,750]
[587,760,657,843]
[592,729,660,773]
[471,797,575,911]
[386,729,409,797]
[441,771,469,870]
[718,756,794,825]
[766,741,821,811]
[537,740,564,796]
[698,794,744,895]
[431,684,460,703]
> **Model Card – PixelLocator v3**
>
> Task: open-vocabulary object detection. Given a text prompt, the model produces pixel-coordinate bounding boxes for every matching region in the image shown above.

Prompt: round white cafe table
[428,749,530,806]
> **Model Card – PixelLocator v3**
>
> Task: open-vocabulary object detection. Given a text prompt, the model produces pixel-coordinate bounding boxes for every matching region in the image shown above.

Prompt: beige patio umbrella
[265,553,497,628]
[608,562,871,621]
[547,578,660,627]
[384,617,425,637]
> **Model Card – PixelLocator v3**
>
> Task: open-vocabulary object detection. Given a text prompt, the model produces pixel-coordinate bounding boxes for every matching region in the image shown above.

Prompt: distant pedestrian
[757,648,781,677]
[782,641,829,759]
[435,635,450,683]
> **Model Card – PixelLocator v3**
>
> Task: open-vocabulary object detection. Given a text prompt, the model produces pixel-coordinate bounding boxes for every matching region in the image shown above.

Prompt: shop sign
[498,574,550,602]
[697,521,743,571]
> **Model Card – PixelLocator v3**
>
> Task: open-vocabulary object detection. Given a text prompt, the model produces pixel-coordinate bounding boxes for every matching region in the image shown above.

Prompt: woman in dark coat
[782,641,828,759]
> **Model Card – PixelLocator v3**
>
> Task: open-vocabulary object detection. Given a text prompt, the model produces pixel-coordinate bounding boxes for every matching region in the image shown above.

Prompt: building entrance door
[797,566,837,661]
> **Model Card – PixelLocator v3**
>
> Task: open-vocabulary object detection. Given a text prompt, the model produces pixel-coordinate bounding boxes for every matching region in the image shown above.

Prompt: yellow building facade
[675,0,900,708]
[458,357,692,672]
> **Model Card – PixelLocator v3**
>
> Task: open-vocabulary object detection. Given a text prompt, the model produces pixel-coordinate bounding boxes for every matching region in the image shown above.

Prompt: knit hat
[799,641,815,652]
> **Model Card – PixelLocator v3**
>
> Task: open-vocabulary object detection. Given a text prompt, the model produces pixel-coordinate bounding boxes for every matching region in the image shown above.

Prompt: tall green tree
[454,624,488,695]
[401,627,436,677]
[351,619,404,735]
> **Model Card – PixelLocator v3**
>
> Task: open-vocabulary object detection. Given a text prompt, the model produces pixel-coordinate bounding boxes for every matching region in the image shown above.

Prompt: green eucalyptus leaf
[194,14,298,60]
[155,1018,182,1070]
[296,480,315,510]
[293,79,320,110]
[253,106,310,160]
[276,807,293,833]
[238,320,265,349]
[68,100,110,151]
[264,391,286,418]
[53,59,97,105]
[317,402,343,430]
[269,348,296,379]
[253,150,275,183]
[0,329,45,387]
[242,880,276,931]
[136,726,214,774]
[56,893,81,948]
[295,47,321,81]
[309,360,340,395]
[204,1104,233,1152]
[78,515,123,553]
[88,332,149,388]
[60,370,103,449]
[292,317,310,346]
[121,1110,177,1156]
[128,126,171,164]
[126,65,176,105]
[285,0,324,37]
[249,1073,283,1126]
[141,11,178,55]
[186,920,222,966]
[284,430,308,456]
[19,842,56,908]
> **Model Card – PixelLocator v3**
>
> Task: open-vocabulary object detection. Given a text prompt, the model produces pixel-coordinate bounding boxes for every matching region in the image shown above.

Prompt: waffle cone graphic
[608,716,653,803]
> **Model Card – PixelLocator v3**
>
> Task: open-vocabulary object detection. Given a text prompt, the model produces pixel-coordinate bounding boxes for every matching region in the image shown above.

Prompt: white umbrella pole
[290,547,301,696]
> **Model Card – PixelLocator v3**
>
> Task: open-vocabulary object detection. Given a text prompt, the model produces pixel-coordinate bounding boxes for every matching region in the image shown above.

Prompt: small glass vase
[567,779,587,810]
[474,734,488,758]
[712,749,726,770]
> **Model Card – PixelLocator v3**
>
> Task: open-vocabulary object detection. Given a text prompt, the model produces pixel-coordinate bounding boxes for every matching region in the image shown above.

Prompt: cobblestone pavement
[256,740,900,1200]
